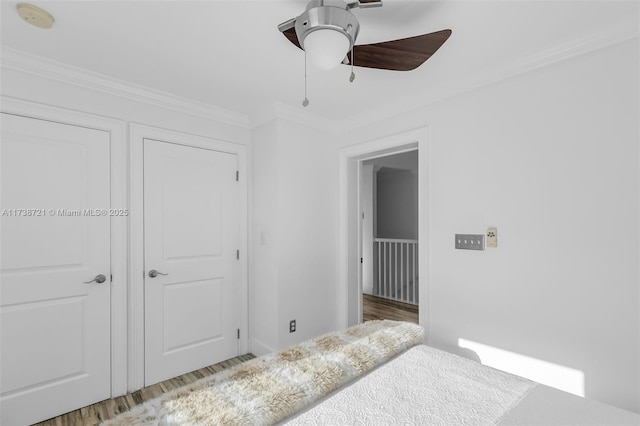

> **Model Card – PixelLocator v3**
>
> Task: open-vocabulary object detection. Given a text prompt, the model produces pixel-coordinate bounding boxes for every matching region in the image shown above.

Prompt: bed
[284,344,639,425]
[105,321,640,425]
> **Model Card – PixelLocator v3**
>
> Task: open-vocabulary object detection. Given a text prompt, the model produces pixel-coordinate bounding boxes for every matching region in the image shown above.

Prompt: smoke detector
[17,3,54,29]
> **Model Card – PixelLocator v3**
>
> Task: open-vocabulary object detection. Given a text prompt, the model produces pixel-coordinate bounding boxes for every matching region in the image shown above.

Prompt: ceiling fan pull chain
[349,43,356,83]
[303,50,310,107]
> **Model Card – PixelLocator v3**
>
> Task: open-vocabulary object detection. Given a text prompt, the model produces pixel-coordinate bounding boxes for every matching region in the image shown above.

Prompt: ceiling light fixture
[17,3,54,29]
[294,0,359,70]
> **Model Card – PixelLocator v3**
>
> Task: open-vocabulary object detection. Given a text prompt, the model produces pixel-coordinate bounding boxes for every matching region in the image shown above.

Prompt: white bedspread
[284,344,536,426]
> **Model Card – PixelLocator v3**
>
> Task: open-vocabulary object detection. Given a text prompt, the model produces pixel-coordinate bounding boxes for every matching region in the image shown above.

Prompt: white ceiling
[1,1,638,124]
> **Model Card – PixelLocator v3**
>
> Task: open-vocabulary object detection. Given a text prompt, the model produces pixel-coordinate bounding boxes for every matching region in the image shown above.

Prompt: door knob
[148,269,169,278]
[84,274,107,284]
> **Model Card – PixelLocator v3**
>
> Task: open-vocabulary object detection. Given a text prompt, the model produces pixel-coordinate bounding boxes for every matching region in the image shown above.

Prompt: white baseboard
[250,337,275,357]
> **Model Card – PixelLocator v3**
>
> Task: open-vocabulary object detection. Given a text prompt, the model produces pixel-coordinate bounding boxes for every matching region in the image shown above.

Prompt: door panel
[163,279,224,352]
[144,139,239,386]
[0,113,111,425]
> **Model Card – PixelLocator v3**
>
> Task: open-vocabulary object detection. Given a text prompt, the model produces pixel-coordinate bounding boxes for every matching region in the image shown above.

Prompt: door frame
[337,127,430,338]
[0,96,128,398]
[129,124,248,391]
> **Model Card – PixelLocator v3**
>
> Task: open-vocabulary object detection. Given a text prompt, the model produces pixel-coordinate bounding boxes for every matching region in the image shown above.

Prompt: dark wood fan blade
[282,27,301,49]
[348,29,452,71]
[346,0,382,9]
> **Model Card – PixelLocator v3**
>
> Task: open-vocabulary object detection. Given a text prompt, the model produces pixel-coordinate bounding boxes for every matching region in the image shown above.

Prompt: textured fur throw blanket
[103,320,424,425]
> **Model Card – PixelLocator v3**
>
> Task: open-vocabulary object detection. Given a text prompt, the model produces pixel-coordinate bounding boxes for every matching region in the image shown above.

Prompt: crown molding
[1,47,251,129]
[338,20,639,133]
[249,101,342,134]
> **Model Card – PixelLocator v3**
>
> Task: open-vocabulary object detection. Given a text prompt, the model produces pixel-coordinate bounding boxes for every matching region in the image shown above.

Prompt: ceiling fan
[277,0,452,72]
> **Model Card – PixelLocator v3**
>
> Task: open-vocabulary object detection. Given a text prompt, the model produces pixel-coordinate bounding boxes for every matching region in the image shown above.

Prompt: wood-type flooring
[363,293,419,324]
[34,354,256,426]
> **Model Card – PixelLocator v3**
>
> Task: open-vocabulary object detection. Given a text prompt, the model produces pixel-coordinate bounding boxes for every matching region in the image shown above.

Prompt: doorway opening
[361,151,419,324]
[338,127,428,330]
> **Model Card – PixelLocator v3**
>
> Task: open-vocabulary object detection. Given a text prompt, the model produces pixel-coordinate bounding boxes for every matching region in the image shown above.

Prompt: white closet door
[0,113,111,425]
[144,139,240,386]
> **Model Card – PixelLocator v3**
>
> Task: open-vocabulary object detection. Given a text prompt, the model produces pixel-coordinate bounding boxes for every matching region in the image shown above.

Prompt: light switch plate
[455,234,485,250]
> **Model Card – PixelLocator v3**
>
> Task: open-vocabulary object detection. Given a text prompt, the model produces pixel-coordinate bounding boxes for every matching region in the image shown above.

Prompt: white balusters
[373,238,418,305]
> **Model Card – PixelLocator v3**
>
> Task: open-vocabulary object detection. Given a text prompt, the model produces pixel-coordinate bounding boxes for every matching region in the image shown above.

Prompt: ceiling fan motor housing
[295,0,360,50]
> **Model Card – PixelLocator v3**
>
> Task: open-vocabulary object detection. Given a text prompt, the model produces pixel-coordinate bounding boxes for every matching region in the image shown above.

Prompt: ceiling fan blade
[281,26,302,49]
[357,0,383,7]
[348,29,452,71]
[346,0,383,9]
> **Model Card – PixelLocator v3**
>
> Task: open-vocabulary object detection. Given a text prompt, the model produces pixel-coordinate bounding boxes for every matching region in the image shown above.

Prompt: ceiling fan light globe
[304,29,350,70]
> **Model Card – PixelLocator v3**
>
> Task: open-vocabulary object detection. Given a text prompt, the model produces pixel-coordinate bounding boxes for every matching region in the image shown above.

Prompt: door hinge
[362,212,364,219]
[110,274,113,282]
[237,329,240,339]
[236,249,240,260]
[236,171,239,181]
[360,257,363,264]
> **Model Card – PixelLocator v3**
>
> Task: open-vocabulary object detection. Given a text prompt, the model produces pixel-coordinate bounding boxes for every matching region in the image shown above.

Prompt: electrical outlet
[455,234,485,250]
[486,227,497,247]
[289,320,296,333]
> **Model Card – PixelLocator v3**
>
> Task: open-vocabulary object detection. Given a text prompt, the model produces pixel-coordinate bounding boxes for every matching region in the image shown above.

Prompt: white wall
[341,39,640,413]
[277,120,340,349]
[250,121,280,355]
[250,118,341,353]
